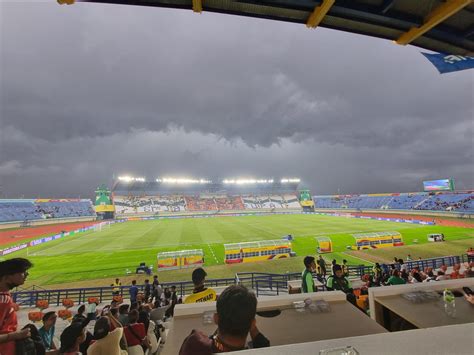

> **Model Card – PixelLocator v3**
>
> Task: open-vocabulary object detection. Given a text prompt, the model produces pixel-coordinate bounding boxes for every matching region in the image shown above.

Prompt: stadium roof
[65,0,474,55]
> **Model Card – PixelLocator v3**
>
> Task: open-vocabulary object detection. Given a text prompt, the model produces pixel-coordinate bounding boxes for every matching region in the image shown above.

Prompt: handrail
[12,254,470,307]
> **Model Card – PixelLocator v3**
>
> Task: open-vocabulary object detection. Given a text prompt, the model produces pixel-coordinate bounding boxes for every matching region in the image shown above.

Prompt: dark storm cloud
[1,2,473,197]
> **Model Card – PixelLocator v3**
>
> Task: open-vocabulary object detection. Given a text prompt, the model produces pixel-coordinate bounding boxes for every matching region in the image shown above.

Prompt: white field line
[342,251,374,265]
[207,243,219,263]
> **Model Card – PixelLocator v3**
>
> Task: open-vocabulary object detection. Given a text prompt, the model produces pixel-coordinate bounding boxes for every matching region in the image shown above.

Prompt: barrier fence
[12,254,470,307]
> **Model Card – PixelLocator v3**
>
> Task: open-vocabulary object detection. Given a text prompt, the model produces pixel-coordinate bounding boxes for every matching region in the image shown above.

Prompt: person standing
[301,256,317,293]
[151,275,162,305]
[342,259,349,277]
[144,279,151,303]
[0,258,33,354]
[129,280,139,306]
[184,268,216,304]
[317,255,327,277]
[112,278,122,296]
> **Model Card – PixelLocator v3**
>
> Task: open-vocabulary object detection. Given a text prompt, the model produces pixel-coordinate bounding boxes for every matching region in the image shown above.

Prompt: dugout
[157,249,204,271]
[224,239,292,264]
[352,231,403,250]
[315,236,333,253]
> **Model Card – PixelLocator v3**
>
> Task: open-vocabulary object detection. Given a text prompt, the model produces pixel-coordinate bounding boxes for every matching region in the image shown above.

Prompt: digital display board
[423,179,455,192]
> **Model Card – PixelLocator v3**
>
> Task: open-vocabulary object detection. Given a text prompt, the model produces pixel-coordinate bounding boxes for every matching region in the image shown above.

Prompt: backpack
[15,338,37,355]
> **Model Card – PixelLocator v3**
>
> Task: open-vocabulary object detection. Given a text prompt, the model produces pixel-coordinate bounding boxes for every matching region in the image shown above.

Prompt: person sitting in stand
[385,270,406,285]
[301,256,317,293]
[59,319,89,355]
[326,265,356,305]
[39,311,58,351]
[118,304,130,326]
[72,305,87,323]
[179,285,269,354]
[184,268,216,304]
[124,309,150,355]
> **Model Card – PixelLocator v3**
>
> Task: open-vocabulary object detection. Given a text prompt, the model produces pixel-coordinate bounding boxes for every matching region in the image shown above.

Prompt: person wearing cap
[59,320,88,354]
[326,264,357,306]
[0,258,33,354]
[184,268,216,304]
[326,264,352,293]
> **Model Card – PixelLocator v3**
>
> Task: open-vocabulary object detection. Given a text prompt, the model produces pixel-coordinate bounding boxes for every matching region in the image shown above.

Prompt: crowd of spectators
[0,259,189,355]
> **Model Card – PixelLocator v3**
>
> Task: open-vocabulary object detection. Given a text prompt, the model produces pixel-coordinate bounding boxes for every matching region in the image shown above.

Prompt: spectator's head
[0,258,33,290]
[332,259,336,265]
[171,285,176,292]
[333,264,343,277]
[118,304,129,315]
[115,278,120,283]
[138,310,150,331]
[153,275,158,280]
[60,320,88,353]
[110,307,118,317]
[215,285,257,339]
[192,267,207,288]
[375,263,380,268]
[343,259,347,265]
[398,259,404,265]
[93,317,110,340]
[437,271,445,276]
[42,311,57,328]
[392,270,400,278]
[303,256,316,271]
[132,280,137,286]
[77,305,86,315]
[128,309,139,323]
[145,279,149,284]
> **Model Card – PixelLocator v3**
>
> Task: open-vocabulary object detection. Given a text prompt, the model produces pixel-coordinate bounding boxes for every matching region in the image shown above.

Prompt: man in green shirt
[386,270,406,285]
[301,256,317,293]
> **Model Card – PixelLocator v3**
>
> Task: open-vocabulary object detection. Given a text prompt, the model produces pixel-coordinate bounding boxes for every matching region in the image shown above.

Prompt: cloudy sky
[1,1,473,198]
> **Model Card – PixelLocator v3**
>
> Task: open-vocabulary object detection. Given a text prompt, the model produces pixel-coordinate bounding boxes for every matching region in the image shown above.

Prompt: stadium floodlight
[222,179,274,184]
[281,178,301,183]
[157,177,212,184]
[118,176,146,182]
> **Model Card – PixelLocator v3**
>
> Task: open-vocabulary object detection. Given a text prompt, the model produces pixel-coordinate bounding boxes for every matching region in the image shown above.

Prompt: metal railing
[13,254,470,307]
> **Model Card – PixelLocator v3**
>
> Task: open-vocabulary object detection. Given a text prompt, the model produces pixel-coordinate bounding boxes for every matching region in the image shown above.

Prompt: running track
[0,221,99,246]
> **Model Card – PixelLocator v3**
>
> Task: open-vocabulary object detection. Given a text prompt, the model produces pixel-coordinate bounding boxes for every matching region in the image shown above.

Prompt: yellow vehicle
[224,240,292,264]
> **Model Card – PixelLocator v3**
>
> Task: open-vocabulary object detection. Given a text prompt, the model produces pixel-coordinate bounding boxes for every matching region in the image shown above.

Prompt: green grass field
[7,214,473,288]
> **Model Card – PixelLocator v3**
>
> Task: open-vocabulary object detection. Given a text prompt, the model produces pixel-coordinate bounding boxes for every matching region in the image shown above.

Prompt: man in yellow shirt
[184,268,216,303]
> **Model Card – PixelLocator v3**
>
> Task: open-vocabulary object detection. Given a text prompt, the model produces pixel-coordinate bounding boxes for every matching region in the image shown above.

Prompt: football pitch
[10,214,474,287]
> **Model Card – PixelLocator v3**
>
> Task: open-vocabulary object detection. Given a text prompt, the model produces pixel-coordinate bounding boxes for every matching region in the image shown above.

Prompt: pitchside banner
[422,53,474,74]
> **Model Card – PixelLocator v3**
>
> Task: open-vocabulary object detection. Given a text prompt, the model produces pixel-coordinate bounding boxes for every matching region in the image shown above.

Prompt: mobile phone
[462,287,473,296]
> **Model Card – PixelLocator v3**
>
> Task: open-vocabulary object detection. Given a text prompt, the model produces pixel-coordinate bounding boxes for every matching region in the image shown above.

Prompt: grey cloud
[1,2,473,197]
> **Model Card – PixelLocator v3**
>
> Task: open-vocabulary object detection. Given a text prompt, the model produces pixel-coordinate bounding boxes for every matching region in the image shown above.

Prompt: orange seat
[28,311,43,322]
[36,300,49,310]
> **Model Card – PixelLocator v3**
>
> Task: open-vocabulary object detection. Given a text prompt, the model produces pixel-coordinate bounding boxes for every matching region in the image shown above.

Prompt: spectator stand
[162,291,386,355]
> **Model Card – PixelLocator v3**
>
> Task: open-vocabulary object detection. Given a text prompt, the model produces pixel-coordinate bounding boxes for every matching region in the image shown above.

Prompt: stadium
[2,0,474,354]
[1,176,473,286]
